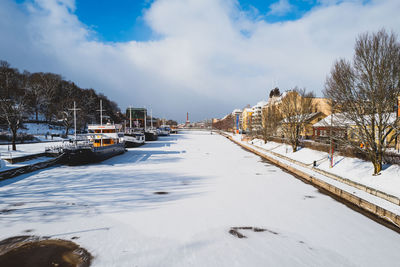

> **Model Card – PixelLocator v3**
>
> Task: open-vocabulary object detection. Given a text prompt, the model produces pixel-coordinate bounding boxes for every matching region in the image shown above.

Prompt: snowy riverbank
[231,134,400,199]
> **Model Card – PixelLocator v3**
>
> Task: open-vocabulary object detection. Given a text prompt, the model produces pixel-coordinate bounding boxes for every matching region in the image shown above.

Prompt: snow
[1,131,400,266]
[314,112,397,127]
[20,122,69,135]
[0,141,64,158]
[248,138,400,199]
[0,157,54,172]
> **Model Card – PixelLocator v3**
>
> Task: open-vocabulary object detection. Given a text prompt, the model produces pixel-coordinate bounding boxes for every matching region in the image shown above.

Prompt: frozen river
[1,131,400,266]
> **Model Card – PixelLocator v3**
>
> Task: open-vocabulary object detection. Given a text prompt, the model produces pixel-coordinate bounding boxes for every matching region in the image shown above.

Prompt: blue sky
[74,0,318,42]
[74,0,154,42]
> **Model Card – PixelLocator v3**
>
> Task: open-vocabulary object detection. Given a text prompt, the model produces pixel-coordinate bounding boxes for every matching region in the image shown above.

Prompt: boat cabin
[88,123,123,147]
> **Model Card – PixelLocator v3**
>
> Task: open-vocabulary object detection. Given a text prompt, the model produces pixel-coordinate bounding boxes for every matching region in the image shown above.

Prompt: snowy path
[1,131,400,266]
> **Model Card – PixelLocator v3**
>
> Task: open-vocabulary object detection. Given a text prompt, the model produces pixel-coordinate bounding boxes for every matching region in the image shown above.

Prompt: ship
[60,100,125,165]
[124,128,145,147]
[145,128,158,141]
[62,123,125,165]
[157,125,170,136]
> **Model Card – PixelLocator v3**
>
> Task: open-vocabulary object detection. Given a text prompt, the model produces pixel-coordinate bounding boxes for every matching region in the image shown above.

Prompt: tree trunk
[372,152,383,175]
[373,161,382,175]
[291,139,297,152]
[11,129,17,151]
[65,125,70,137]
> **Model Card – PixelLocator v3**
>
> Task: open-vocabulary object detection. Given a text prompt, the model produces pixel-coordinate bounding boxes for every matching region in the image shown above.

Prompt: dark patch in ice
[229,227,279,238]
[22,229,34,233]
[303,195,316,200]
[10,202,24,207]
[0,235,92,267]
[255,173,262,175]
[0,209,15,214]
[154,191,169,195]
[229,229,247,238]
[71,236,79,240]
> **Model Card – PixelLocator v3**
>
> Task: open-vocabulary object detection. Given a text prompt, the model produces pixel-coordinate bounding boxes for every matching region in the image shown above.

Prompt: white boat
[124,128,145,147]
[158,125,170,136]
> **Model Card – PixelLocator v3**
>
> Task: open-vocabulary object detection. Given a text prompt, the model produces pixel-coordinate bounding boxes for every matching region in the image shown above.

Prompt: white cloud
[267,0,294,16]
[0,0,399,121]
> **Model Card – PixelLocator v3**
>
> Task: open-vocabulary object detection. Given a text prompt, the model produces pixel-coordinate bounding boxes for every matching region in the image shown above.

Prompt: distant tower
[186,112,190,125]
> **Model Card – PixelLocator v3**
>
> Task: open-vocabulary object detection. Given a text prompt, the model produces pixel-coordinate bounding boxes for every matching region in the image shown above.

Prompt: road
[1,131,400,266]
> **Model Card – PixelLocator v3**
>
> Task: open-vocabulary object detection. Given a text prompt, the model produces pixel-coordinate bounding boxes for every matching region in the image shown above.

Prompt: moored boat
[62,123,125,165]
[124,129,145,148]
[158,125,170,136]
[145,128,158,141]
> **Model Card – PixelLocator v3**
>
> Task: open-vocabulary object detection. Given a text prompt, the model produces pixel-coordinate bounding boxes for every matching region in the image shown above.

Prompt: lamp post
[396,96,399,152]
[329,102,337,168]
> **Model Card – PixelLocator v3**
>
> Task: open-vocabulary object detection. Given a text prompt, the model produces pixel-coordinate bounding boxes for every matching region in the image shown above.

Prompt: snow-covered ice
[1,131,400,266]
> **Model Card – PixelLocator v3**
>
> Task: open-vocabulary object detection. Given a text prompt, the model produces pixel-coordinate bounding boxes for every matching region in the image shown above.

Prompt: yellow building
[242,108,254,132]
[262,91,331,138]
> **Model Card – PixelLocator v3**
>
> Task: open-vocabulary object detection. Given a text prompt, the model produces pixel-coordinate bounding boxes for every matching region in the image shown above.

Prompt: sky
[1,0,399,122]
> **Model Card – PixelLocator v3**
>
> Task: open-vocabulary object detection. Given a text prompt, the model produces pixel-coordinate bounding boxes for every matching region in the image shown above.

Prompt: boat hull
[145,131,158,141]
[124,134,145,148]
[62,143,125,165]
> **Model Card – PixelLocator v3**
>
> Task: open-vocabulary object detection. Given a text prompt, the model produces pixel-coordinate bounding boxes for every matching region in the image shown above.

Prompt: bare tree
[261,104,281,143]
[280,88,315,152]
[25,72,45,121]
[38,73,62,122]
[0,61,28,150]
[325,29,400,175]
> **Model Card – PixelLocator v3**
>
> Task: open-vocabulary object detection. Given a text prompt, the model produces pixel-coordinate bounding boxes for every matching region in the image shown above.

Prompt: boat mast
[100,100,103,126]
[97,100,104,146]
[68,101,80,143]
[151,109,153,129]
[129,106,132,132]
[144,108,147,132]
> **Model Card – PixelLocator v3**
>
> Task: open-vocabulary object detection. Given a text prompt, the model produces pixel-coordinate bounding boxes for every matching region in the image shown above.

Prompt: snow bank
[249,138,400,198]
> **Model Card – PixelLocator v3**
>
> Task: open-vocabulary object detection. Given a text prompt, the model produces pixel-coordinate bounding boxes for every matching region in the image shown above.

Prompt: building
[242,108,254,132]
[126,107,146,128]
[313,112,398,147]
[231,109,242,132]
[251,101,268,133]
[262,91,331,138]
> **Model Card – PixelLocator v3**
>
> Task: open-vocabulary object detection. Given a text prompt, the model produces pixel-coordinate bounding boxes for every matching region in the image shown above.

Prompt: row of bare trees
[260,29,400,175]
[0,60,123,150]
[325,29,400,175]
[261,88,314,152]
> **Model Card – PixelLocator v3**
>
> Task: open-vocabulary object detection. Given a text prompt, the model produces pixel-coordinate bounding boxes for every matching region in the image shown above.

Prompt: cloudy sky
[1,0,399,122]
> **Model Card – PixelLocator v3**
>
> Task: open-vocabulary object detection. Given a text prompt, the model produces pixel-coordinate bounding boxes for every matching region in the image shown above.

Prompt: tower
[186,112,190,125]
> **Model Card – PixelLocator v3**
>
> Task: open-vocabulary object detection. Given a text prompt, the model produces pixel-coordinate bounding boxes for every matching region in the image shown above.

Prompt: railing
[45,140,93,154]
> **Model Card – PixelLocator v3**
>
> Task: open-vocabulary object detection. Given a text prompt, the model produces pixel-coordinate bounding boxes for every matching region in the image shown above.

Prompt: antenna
[68,101,81,140]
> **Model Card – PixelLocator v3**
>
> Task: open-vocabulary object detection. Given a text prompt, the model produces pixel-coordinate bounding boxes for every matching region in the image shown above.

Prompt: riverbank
[222,132,400,229]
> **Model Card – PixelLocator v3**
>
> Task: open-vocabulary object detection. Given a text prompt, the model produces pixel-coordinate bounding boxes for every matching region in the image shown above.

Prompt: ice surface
[0,131,400,266]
